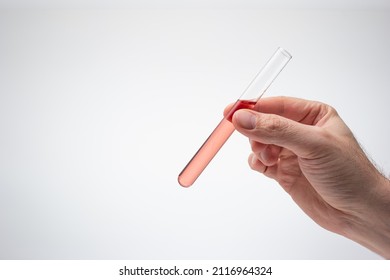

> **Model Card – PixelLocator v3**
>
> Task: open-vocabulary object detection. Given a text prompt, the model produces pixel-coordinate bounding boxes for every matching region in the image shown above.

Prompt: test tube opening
[279,47,292,59]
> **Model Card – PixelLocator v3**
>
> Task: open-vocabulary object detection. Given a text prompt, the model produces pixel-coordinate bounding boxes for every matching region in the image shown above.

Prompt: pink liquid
[178,100,256,187]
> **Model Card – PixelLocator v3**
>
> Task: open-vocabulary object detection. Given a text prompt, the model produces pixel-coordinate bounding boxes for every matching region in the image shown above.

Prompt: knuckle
[326,104,339,118]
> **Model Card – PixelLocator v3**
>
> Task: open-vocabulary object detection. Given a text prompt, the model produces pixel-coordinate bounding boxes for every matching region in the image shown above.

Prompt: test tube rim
[278,47,292,59]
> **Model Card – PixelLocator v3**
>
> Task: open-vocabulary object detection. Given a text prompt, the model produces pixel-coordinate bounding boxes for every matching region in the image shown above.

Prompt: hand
[225,96,390,258]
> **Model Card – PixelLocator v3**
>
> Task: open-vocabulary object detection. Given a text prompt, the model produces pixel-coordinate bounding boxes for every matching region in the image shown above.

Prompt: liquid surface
[178,99,256,187]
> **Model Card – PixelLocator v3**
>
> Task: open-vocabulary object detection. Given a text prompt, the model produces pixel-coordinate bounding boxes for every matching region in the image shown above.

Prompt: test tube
[178,47,292,188]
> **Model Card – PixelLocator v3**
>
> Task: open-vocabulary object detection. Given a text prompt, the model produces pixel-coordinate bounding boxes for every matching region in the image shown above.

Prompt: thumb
[232,109,323,158]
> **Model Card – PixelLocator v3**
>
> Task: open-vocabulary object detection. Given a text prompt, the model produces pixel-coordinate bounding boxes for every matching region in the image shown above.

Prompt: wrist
[345,174,390,259]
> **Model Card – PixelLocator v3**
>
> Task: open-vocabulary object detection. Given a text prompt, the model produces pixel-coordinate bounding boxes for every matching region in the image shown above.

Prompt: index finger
[224,96,331,126]
[254,96,331,125]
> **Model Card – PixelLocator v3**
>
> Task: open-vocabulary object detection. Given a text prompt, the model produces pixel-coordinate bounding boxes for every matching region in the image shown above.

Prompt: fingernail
[234,110,256,130]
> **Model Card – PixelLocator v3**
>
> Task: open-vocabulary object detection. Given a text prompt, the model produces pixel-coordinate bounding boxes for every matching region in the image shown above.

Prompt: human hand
[225,96,390,258]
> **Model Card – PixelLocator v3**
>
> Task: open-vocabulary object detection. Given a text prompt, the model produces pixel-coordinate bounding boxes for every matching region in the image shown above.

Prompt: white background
[0,1,389,259]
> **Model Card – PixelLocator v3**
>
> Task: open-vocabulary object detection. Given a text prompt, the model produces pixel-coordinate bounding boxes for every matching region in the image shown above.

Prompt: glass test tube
[178,47,292,188]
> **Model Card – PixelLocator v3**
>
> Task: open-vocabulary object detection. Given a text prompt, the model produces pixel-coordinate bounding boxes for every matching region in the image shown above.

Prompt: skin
[224,96,390,258]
